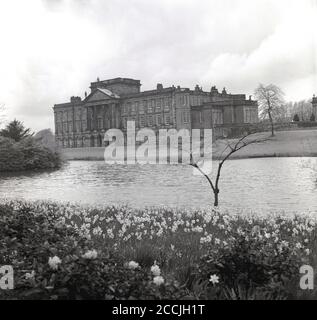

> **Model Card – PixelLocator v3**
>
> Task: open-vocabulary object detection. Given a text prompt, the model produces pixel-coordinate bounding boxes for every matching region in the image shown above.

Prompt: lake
[0,158,316,213]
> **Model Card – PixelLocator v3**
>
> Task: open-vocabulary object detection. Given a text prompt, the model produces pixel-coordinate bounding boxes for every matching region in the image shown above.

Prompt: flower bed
[1,200,317,300]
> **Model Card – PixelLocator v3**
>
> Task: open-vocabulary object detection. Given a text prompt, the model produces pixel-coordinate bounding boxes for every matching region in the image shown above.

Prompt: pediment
[84,88,120,103]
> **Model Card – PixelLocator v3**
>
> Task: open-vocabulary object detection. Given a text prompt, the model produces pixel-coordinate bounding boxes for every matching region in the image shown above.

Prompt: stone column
[88,107,92,131]
[109,104,113,128]
[113,103,118,128]
[93,105,97,130]
[103,104,106,130]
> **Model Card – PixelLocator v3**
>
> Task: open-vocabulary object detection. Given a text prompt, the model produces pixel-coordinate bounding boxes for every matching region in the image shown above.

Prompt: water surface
[0,158,316,213]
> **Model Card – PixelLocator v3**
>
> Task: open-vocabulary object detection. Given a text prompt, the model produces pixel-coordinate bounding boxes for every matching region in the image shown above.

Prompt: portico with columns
[84,88,121,147]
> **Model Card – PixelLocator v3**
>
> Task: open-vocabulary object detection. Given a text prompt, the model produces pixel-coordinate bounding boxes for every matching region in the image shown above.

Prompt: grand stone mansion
[53,77,259,148]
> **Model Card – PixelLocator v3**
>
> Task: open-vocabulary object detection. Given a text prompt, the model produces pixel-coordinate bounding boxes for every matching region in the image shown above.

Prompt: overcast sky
[0,0,316,132]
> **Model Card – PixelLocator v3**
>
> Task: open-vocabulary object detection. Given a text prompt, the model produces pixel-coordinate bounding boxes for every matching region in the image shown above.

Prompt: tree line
[254,84,316,137]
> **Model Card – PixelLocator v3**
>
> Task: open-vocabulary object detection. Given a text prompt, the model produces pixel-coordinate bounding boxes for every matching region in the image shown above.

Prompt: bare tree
[254,84,285,136]
[190,132,270,207]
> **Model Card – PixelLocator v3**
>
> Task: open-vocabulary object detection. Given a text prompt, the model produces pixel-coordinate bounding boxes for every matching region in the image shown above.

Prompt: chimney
[157,83,163,91]
[70,96,82,103]
[210,86,218,94]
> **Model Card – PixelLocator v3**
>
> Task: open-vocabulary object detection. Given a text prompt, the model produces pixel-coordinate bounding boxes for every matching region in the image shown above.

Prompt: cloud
[0,0,316,131]
[202,0,317,96]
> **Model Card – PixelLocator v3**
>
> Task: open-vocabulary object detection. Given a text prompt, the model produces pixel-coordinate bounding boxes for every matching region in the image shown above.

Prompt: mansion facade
[53,77,259,148]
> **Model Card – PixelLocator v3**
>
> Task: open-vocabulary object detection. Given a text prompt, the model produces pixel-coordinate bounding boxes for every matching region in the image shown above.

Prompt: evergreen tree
[293,114,300,122]
[0,119,33,142]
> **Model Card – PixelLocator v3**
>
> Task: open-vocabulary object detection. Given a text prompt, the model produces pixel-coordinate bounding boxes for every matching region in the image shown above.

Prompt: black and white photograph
[0,0,317,306]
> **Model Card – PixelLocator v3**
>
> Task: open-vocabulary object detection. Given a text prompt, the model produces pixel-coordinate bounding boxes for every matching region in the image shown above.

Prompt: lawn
[213,129,317,159]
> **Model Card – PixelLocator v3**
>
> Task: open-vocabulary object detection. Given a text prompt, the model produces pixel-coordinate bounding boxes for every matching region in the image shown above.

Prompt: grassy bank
[1,200,317,300]
[214,129,317,159]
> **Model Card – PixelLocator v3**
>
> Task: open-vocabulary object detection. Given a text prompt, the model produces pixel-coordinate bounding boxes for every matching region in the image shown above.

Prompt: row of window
[96,118,113,130]
[60,135,106,148]
[60,108,262,133]
[122,114,173,128]
[56,110,86,122]
[178,95,209,106]
[190,96,207,106]
[56,121,87,134]
[122,98,172,115]
[60,137,86,148]
[57,113,174,133]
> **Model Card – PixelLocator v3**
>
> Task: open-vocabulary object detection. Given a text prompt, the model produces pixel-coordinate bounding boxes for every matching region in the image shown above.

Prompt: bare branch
[190,153,216,193]
[188,130,271,206]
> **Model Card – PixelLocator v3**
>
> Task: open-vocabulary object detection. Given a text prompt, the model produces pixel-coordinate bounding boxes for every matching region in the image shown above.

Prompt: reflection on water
[0,158,316,213]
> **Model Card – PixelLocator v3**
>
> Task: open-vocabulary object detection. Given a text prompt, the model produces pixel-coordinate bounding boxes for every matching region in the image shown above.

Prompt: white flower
[209,274,220,285]
[153,276,165,286]
[128,261,140,270]
[151,264,161,277]
[192,226,203,233]
[265,233,271,239]
[25,270,35,280]
[296,243,302,249]
[48,256,62,270]
[82,249,98,260]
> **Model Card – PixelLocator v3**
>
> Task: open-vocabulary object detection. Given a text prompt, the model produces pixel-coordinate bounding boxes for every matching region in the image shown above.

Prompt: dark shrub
[197,234,303,300]
[0,137,62,172]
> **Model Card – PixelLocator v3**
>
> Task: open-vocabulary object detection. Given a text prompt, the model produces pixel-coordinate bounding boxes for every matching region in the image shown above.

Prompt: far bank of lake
[60,129,317,161]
